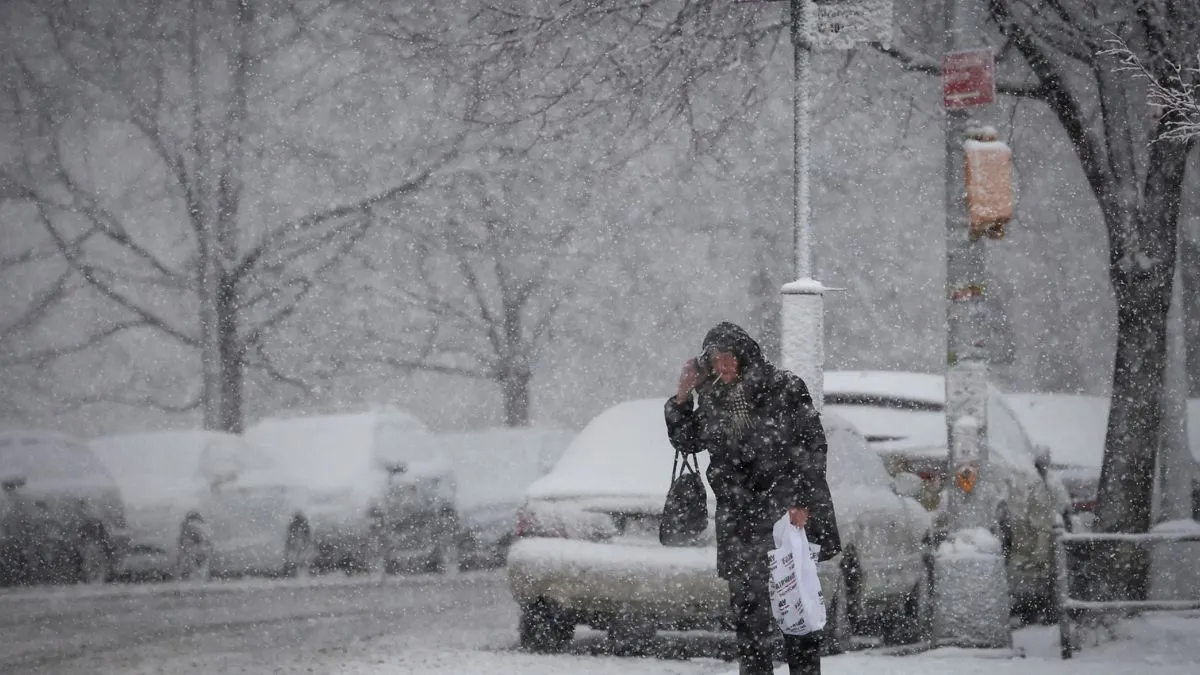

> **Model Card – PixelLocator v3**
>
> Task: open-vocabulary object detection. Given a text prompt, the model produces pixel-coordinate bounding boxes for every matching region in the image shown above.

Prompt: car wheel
[519,597,574,653]
[282,516,313,578]
[821,562,854,656]
[75,526,111,585]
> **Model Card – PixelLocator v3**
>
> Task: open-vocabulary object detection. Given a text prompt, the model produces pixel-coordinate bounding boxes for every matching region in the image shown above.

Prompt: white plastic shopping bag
[767,513,827,636]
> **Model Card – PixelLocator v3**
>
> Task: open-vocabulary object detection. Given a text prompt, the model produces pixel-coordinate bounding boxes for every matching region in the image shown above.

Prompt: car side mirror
[890,472,924,501]
[1,474,26,492]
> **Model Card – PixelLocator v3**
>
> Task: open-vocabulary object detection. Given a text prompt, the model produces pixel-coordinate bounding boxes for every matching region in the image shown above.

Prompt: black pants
[729,570,822,675]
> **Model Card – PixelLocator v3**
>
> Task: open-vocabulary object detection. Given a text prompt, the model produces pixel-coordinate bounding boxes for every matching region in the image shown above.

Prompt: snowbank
[933,527,1010,648]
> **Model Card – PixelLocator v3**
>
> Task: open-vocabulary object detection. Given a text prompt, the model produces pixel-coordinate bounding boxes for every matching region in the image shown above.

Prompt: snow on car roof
[90,430,219,505]
[825,404,947,456]
[1004,394,1108,470]
[825,370,948,407]
[1006,393,1200,469]
[404,428,575,512]
[243,407,428,492]
[0,429,87,446]
[525,398,885,506]
[1,429,111,489]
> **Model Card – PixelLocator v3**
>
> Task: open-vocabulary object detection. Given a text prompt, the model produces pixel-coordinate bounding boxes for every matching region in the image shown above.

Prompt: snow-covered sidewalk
[331,611,1200,675]
[787,612,1200,675]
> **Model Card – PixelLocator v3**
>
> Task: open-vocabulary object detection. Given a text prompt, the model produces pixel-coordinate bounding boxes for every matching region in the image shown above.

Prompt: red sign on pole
[942,48,995,109]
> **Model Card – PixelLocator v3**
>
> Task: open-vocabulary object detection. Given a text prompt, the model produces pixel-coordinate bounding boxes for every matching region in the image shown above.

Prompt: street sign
[943,48,996,108]
[811,0,894,50]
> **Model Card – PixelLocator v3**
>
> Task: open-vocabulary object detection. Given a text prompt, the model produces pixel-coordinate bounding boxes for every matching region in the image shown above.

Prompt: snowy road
[3,572,1196,675]
[0,570,735,674]
[0,571,522,674]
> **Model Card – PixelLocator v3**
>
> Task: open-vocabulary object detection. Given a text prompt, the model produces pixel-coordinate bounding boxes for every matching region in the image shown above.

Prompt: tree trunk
[501,369,531,427]
[1093,132,1191,601]
[217,276,244,434]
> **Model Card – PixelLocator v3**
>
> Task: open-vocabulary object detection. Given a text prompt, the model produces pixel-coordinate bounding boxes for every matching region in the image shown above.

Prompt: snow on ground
[6,568,1197,675]
[336,649,731,675]
[330,612,1200,675]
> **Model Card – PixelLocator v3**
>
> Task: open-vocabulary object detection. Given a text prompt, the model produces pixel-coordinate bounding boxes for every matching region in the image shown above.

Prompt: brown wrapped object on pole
[964,126,1013,240]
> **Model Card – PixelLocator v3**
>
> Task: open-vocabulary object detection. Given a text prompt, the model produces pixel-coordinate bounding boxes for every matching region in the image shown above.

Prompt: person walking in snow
[665,322,841,675]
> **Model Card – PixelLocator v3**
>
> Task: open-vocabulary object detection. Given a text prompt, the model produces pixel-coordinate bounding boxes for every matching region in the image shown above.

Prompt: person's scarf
[711,379,752,441]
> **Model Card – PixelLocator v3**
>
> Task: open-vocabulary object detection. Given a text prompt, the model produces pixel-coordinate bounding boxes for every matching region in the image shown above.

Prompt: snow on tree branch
[1102,39,1200,143]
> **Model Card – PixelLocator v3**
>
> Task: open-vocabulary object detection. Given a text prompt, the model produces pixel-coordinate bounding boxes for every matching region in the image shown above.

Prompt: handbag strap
[672,448,700,479]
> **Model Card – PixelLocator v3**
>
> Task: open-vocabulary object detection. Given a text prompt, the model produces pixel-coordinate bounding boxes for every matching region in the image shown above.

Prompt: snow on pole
[778,0,826,412]
[937,0,1012,651]
[782,281,825,412]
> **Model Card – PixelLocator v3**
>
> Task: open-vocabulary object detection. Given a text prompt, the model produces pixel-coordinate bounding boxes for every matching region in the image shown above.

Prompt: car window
[0,436,107,482]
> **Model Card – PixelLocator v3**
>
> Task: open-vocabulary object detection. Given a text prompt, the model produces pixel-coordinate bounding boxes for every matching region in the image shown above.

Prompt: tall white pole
[780,0,826,411]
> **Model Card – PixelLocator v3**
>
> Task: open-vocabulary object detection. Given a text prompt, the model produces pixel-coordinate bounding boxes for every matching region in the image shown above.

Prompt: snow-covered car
[91,429,314,580]
[0,430,126,586]
[407,428,575,571]
[1006,393,1200,524]
[507,399,933,653]
[245,407,460,575]
[824,370,1067,620]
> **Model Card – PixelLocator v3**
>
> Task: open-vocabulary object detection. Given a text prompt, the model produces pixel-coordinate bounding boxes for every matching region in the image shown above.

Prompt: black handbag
[659,449,709,546]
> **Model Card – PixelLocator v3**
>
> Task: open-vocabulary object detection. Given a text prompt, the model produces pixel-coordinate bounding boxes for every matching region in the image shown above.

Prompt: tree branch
[0,320,148,367]
[870,41,1045,98]
[988,0,1118,217]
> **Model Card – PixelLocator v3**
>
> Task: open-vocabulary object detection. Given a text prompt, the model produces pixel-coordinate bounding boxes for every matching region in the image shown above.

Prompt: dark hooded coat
[664,322,841,580]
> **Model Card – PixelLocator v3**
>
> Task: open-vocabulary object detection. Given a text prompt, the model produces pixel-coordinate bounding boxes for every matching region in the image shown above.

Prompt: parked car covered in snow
[824,370,1068,621]
[91,429,315,580]
[507,399,932,653]
[0,430,126,586]
[406,428,575,571]
[1006,393,1200,524]
[245,407,459,575]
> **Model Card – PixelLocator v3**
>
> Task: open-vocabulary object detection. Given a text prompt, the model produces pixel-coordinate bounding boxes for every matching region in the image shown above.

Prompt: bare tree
[467,1,788,158]
[1104,41,1200,143]
[0,0,469,432]
[876,0,1198,597]
[339,141,614,427]
[477,0,1197,596]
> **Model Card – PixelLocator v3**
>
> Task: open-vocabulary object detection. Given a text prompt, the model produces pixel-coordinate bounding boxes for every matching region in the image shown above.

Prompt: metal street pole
[780,0,827,411]
[942,0,991,534]
[791,0,812,281]
[934,0,1012,651]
